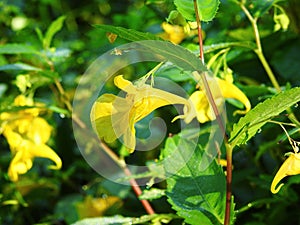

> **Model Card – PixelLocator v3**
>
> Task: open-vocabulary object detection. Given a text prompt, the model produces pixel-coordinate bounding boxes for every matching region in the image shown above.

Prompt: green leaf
[94,24,162,42]
[229,87,300,146]
[94,25,207,72]
[174,0,220,22]
[71,214,178,225]
[0,63,41,71]
[163,135,227,225]
[203,42,256,54]
[44,16,66,49]
[0,44,39,55]
[136,40,207,72]
[139,188,166,200]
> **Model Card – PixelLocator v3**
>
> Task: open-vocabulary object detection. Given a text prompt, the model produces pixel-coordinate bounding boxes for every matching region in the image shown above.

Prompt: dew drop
[294,103,299,108]
[59,113,65,118]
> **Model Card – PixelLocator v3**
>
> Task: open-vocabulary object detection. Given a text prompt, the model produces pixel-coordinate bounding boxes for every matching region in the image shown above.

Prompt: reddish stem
[74,116,155,215]
[194,0,204,63]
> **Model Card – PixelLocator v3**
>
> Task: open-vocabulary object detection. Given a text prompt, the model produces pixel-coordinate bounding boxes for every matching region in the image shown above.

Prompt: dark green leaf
[174,0,220,22]
[229,87,300,146]
[0,44,39,55]
[44,16,66,49]
[163,135,227,225]
[94,24,162,42]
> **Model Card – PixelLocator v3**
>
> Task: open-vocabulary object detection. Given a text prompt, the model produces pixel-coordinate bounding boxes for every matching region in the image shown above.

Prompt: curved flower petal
[30,143,62,170]
[271,152,300,194]
[114,75,136,94]
[217,78,251,115]
[8,150,33,182]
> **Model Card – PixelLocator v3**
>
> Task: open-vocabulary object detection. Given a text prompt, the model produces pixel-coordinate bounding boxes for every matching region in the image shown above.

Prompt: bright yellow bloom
[159,22,198,44]
[0,95,62,181]
[271,152,300,194]
[189,77,251,123]
[90,75,194,153]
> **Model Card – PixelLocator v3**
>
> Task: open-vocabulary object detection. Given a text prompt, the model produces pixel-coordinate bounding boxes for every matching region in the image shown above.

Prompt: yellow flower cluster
[0,95,62,181]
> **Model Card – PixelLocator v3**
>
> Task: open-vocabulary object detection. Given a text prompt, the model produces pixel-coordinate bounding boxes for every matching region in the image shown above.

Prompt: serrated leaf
[229,87,300,146]
[44,16,66,49]
[0,44,39,55]
[94,24,162,42]
[0,63,41,71]
[174,0,220,22]
[162,135,227,225]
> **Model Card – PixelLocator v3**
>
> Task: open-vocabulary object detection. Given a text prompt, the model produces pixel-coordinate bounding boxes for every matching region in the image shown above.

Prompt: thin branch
[194,0,204,63]
[73,115,155,214]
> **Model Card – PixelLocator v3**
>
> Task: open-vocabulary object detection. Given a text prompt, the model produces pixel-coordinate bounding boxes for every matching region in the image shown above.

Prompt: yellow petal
[91,94,131,143]
[8,150,33,181]
[271,153,300,194]
[217,78,251,115]
[26,117,52,144]
[29,143,62,170]
[189,91,214,123]
[123,116,136,153]
[114,75,136,93]
[90,94,118,121]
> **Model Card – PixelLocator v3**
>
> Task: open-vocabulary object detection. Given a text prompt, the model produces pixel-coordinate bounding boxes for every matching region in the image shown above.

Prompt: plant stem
[240,2,300,128]
[194,0,204,63]
[224,144,233,225]
[74,115,156,215]
[240,4,281,92]
[193,1,231,224]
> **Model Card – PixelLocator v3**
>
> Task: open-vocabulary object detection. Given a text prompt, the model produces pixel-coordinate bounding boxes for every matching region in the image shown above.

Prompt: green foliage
[0,0,300,225]
[229,87,300,147]
[162,135,229,225]
[174,0,220,22]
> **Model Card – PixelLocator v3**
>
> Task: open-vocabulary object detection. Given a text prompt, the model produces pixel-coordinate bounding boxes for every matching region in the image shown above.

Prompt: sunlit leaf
[94,24,162,42]
[44,16,66,49]
[174,0,220,22]
[162,135,229,225]
[0,63,41,71]
[0,44,39,55]
[71,214,178,225]
[229,87,300,147]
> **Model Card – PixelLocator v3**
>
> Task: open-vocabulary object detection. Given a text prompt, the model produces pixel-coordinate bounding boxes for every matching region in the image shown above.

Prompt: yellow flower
[271,152,300,194]
[189,77,251,123]
[90,75,194,153]
[159,22,198,44]
[0,95,62,181]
